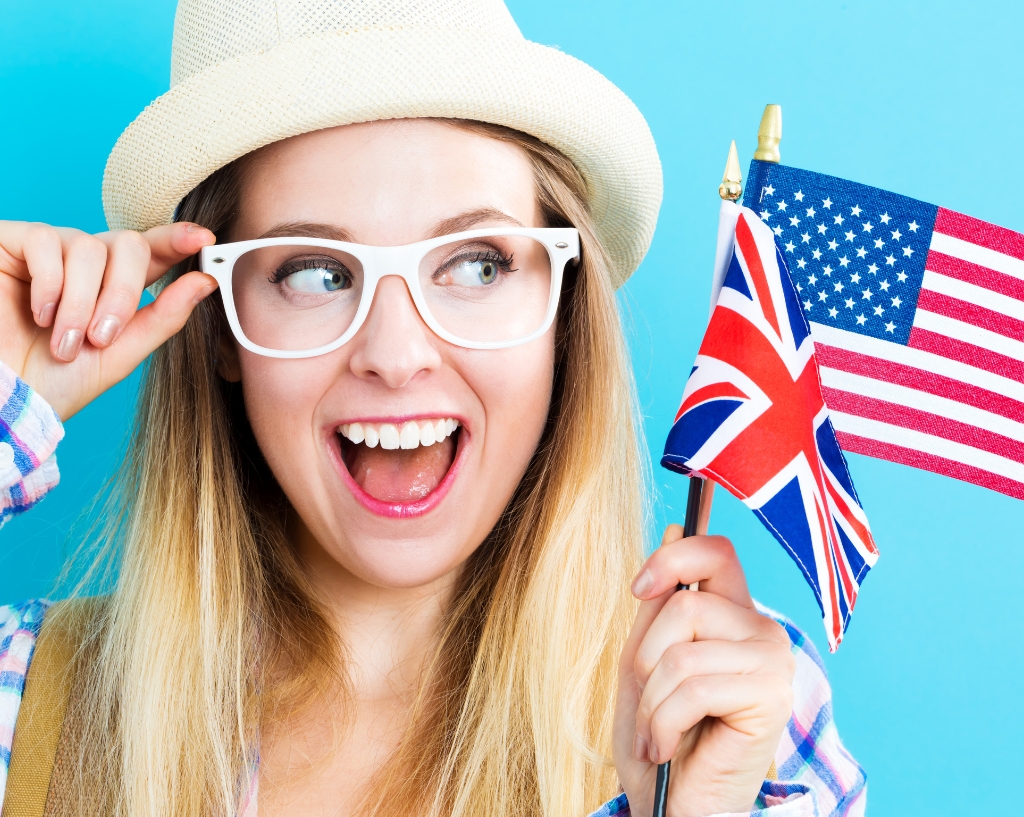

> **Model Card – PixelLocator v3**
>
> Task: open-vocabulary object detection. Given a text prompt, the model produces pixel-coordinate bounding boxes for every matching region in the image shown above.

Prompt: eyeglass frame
[199,226,581,359]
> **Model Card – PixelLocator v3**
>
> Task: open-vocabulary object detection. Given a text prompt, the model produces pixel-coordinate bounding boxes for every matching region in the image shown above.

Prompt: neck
[292,521,458,705]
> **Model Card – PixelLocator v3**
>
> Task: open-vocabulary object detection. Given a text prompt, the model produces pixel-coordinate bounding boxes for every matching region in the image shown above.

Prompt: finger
[631,534,753,608]
[95,271,218,380]
[660,523,683,546]
[0,223,67,326]
[618,585,675,682]
[634,592,787,688]
[647,673,793,765]
[88,231,152,348]
[138,222,216,286]
[635,639,788,747]
[50,232,108,362]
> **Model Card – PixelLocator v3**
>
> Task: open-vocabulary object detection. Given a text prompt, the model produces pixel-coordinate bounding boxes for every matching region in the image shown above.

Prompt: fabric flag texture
[662,203,879,650]
[744,160,1024,500]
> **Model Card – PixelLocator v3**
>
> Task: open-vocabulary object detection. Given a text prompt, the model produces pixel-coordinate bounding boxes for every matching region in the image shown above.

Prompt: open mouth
[337,418,462,510]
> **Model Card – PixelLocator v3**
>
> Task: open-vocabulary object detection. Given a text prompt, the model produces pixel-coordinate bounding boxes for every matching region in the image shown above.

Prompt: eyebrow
[256,208,526,244]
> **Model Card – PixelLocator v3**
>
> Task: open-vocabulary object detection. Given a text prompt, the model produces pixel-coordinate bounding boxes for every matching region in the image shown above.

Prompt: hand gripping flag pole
[653,106,878,817]
[650,136,741,817]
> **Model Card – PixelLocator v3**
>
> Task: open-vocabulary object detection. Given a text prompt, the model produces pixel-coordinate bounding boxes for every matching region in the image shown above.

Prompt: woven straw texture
[102,0,662,286]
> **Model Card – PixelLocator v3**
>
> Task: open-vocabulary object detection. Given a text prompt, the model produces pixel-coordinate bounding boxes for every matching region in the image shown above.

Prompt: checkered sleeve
[0,599,52,811]
[0,360,64,529]
[586,605,865,817]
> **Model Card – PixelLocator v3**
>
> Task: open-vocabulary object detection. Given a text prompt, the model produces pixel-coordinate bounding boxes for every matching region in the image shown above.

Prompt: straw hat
[102,0,662,286]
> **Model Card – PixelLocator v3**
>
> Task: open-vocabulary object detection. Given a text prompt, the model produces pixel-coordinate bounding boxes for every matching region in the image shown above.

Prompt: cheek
[471,341,555,474]
[236,355,335,466]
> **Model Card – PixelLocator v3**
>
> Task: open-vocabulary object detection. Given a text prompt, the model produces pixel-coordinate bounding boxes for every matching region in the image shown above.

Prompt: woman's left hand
[613,526,796,817]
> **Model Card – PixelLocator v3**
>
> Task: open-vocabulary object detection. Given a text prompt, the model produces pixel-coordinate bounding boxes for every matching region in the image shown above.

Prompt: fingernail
[185,224,212,239]
[631,569,653,599]
[92,315,121,346]
[649,744,660,764]
[56,329,84,361]
[37,302,56,327]
[633,733,649,763]
[194,284,216,304]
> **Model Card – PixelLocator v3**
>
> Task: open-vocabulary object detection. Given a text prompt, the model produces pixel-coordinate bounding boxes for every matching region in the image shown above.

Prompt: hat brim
[102,28,661,286]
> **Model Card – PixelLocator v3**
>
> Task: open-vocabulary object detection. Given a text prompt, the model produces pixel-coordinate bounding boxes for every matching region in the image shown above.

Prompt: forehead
[232,119,542,243]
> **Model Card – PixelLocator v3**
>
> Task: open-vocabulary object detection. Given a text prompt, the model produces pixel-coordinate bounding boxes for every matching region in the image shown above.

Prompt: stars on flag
[752,169,930,343]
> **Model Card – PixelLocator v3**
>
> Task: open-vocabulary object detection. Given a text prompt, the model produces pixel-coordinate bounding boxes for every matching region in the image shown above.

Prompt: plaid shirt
[0,363,865,816]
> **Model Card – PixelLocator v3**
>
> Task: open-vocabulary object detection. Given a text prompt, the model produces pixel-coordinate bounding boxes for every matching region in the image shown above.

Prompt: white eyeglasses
[199,227,580,358]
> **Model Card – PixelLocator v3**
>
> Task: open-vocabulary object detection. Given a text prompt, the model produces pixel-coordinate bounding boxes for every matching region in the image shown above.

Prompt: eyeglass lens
[230,235,554,351]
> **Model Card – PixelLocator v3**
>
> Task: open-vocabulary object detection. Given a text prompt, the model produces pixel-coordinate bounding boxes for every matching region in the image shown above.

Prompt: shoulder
[0,599,52,672]
[1,600,53,752]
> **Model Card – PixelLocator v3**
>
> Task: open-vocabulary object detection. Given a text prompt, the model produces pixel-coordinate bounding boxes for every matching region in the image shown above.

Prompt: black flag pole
[650,107,778,817]
[651,475,703,816]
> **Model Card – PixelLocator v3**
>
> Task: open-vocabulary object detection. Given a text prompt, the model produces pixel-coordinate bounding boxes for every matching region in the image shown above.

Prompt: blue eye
[444,252,515,287]
[273,258,352,293]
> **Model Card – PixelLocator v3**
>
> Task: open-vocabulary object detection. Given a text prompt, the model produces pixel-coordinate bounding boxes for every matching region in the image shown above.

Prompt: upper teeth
[339,418,460,450]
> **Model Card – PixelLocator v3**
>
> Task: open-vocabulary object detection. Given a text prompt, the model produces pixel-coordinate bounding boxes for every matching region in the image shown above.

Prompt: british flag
[662,203,879,650]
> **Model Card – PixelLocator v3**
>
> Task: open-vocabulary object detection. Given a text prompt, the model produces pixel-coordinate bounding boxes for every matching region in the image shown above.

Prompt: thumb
[99,271,218,378]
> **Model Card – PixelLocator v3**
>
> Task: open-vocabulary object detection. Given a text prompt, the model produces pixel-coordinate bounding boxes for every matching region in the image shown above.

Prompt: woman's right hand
[0,221,218,420]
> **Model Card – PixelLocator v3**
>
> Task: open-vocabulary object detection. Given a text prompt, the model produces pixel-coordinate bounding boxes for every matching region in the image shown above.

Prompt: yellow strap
[766,760,779,781]
[2,601,92,817]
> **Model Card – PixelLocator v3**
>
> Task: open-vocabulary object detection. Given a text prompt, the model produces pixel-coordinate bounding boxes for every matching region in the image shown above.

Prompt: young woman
[0,1,866,815]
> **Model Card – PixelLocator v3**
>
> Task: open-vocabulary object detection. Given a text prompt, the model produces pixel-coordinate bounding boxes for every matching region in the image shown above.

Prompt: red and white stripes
[812,208,1024,500]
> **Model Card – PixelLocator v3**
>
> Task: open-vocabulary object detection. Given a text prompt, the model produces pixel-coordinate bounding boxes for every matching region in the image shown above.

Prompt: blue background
[2,1,1022,813]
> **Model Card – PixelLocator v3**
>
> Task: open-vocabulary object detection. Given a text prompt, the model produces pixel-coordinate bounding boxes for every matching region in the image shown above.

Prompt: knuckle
[766,676,795,720]
[25,224,61,255]
[633,651,656,684]
[103,283,142,313]
[763,618,794,648]
[636,697,655,724]
[668,585,705,619]
[114,231,151,264]
[706,534,737,563]
[69,234,108,265]
[649,706,673,739]
[680,675,710,707]
[660,642,691,677]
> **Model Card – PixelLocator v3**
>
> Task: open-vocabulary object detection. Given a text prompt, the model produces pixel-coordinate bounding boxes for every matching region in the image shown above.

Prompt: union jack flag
[662,203,879,650]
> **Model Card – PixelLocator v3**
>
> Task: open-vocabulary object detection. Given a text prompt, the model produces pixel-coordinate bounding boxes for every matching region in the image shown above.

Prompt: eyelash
[441,249,517,275]
[268,256,350,284]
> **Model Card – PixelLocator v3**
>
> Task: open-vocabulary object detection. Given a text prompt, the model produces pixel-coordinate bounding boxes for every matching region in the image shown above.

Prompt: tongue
[345,435,456,502]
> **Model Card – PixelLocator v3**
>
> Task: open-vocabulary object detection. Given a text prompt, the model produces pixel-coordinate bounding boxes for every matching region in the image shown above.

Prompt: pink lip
[325,417,468,519]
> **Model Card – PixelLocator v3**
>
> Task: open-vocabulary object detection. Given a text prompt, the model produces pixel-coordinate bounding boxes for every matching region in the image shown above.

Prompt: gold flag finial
[753,104,782,163]
[719,140,742,201]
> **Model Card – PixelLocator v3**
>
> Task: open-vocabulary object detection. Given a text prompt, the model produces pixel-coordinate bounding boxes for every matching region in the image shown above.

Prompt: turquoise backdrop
[2,1,1022,813]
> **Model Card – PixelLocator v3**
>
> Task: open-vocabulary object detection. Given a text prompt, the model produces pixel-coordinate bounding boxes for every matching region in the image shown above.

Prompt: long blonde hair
[56,119,648,817]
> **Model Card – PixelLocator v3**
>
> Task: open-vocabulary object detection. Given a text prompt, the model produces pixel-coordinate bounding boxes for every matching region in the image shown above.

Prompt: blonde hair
[56,119,647,817]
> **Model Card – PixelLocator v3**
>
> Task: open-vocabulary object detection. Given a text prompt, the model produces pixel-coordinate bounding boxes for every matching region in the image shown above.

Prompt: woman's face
[228,120,555,592]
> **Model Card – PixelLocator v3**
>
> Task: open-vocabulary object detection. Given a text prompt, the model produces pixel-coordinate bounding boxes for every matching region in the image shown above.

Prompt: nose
[347,275,443,389]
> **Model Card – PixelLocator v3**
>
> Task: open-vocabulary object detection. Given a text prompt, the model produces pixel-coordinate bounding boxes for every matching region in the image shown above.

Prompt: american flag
[663,205,878,650]
[745,161,1024,501]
